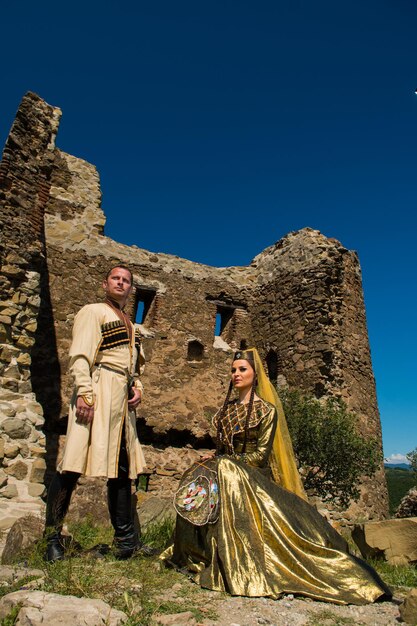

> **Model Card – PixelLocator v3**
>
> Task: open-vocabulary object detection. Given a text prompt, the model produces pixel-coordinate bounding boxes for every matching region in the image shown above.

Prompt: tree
[279,388,381,507]
[406,447,417,479]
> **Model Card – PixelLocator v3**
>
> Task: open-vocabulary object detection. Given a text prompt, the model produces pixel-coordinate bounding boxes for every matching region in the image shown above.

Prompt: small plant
[279,387,381,507]
[305,609,361,626]
[0,604,21,626]
[142,517,175,550]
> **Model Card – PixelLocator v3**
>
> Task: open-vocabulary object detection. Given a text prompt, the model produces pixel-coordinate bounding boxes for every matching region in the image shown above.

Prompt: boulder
[29,458,46,483]
[0,590,127,625]
[396,487,417,518]
[153,611,197,625]
[4,459,28,479]
[0,565,43,585]
[1,515,44,564]
[400,587,417,625]
[66,476,109,524]
[352,517,417,565]
[137,495,175,530]
[1,418,31,439]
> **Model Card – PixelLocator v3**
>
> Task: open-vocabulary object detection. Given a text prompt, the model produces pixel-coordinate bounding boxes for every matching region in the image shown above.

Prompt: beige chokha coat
[58,303,146,479]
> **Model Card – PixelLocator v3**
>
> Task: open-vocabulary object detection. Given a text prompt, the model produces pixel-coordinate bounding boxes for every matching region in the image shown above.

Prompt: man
[45,265,150,561]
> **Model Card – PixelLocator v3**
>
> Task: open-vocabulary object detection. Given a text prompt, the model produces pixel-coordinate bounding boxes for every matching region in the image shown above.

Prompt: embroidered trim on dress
[213,399,272,453]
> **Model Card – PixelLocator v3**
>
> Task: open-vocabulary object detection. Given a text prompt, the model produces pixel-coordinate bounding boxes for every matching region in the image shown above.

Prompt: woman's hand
[200,452,215,462]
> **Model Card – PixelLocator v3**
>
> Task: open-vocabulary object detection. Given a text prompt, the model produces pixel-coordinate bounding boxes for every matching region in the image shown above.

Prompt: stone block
[16,352,31,366]
[15,335,35,349]
[1,515,44,565]
[29,458,46,483]
[0,516,19,530]
[400,588,417,625]
[1,379,18,392]
[1,484,18,499]
[28,445,45,458]
[0,590,127,625]
[1,418,31,439]
[352,518,417,565]
[5,460,28,480]
[18,381,32,394]
[153,611,196,625]
[0,307,19,317]
[19,443,29,458]
[3,266,26,280]
[137,496,175,530]
[0,469,8,488]
[27,483,46,498]
[24,321,37,333]
[396,487,417,518]
[0,403,16,417]
[4,443,19,458]
[4,365,20,380]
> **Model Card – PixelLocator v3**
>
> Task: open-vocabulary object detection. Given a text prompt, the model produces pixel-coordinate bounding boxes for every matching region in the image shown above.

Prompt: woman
[163,348,391,605]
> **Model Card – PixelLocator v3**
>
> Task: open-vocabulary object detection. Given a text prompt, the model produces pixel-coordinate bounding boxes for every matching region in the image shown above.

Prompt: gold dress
[165,398,391,605]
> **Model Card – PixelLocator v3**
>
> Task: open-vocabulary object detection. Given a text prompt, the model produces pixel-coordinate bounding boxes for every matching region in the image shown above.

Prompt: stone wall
[0,93,61,546]
[249,230,388,521]
[0,93,389,541]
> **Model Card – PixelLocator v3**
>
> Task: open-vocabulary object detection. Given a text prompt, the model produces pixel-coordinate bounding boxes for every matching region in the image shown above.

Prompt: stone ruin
[0,92,389,546]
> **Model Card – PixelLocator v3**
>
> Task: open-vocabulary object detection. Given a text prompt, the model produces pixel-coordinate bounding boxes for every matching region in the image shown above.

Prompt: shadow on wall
[30,246,63,486]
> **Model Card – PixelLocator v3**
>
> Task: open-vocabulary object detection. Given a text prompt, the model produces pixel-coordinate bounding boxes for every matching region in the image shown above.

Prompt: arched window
[266,349,279,385]
[187,340,204,362]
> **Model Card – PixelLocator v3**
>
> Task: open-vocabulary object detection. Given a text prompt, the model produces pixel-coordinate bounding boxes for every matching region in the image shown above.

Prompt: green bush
[279,388,381,507]
[385,467,416,515]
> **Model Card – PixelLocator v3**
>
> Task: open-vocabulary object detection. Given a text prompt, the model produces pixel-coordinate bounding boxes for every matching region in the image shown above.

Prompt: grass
[6,517,218,626]
[4,517,417,625]
[369,557,417,591]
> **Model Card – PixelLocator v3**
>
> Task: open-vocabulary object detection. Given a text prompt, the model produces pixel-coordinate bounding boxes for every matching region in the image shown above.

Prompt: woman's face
[231,359,255,391]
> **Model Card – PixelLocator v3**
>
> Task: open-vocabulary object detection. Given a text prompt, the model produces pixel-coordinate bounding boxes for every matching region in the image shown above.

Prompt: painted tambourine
[174,457,220,525]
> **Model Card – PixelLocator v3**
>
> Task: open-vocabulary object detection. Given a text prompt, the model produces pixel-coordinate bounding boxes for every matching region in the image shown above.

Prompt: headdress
[232,347,307,500]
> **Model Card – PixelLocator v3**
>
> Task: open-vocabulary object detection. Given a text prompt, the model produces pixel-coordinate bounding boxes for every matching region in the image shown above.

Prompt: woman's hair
[215,352,257,455]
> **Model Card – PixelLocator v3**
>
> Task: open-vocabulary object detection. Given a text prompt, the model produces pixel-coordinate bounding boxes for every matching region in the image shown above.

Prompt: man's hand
[128,387,142,410]
[75,396,94,425]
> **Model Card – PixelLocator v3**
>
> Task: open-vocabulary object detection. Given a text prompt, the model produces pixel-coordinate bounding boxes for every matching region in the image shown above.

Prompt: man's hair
[105,265,133,284]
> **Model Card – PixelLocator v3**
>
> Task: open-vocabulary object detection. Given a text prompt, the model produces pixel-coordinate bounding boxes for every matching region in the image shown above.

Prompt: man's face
[103,267,132,306]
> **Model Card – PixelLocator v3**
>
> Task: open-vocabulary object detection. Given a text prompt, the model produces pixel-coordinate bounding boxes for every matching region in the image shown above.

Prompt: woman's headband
[233,350,255,364]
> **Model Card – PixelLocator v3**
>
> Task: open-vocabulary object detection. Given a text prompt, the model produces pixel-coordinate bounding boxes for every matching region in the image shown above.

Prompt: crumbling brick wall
[0,93,389,536]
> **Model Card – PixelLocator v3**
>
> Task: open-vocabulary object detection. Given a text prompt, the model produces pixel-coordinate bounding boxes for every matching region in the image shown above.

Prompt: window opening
[134,288,156,325]
[266,349,279,384]
[215,306,234,337]
[187,340,204,362]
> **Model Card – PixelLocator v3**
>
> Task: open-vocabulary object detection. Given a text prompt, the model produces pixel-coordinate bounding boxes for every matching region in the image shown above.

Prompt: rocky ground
[152,584,403,626]
[0,562,408,626]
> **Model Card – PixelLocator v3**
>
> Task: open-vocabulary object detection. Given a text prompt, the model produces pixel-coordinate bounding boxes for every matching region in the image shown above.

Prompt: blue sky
[1,0,416,461]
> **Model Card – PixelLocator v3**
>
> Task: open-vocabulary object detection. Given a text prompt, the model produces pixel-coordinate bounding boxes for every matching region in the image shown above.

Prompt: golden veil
[247,348,307,500]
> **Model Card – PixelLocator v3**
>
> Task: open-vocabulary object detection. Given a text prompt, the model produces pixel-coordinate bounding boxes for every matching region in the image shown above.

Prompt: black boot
[44,471,79,562]
[107,477,139,559]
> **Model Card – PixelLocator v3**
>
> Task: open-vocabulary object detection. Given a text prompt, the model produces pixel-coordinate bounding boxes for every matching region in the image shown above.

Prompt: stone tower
[0,93,388,542]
